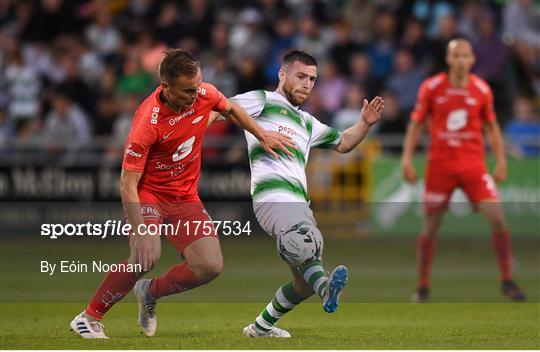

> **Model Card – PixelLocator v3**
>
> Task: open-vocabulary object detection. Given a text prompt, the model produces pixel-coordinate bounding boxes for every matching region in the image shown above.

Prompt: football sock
[85,260,138,320]
[253,282,305,333]
[417,234,436,288]
[298,259,328,299]
[491,230,511,281]
[149,262,200,299]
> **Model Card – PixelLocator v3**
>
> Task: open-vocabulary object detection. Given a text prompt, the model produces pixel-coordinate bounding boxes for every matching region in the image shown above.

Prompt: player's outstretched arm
[220,100,296,158]
[484,119,507,182]
[120,169,159,272]
[335,96,384,153]
[401,120,424,184]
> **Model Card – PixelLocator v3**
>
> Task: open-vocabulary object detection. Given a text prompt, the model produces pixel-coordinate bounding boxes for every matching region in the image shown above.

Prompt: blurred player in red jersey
[401,39,526,303]
[70,49,295,338]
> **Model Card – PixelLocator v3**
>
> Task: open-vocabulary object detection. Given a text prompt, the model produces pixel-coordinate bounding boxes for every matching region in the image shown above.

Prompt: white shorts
[253,201,317,237]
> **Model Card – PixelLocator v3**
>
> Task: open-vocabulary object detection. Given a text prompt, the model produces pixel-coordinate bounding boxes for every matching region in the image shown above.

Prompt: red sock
[417,234,436,288]
[492,230,511,281]
[149,262,200,299]
[85,260,138,320]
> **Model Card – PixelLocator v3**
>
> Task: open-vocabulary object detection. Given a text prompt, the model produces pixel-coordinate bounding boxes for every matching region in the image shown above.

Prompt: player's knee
[190,257,223,284]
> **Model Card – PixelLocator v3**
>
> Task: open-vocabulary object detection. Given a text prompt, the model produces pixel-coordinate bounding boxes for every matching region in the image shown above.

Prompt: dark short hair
[282,50,318,67]
[159,48,200,83]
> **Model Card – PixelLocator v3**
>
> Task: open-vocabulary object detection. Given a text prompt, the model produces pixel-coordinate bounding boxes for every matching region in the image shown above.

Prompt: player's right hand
[260,131,296,159]
[361,96,384,126]
[130,235,160,272]
[402,162,418,184]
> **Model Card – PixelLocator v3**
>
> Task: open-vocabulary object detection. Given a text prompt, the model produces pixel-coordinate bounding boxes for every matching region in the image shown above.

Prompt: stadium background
[0,0,539,349]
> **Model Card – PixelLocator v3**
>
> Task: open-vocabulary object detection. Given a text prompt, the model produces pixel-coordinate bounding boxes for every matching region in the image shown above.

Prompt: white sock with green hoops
[252,259,328,334]
[253,282,304,333]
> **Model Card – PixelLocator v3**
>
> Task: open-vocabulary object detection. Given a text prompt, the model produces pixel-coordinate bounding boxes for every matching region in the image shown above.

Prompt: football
[277,222,323,266]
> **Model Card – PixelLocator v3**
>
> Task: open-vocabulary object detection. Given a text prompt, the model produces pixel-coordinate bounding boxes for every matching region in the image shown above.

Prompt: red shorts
[424,161,499,214]
[133,188,218,254]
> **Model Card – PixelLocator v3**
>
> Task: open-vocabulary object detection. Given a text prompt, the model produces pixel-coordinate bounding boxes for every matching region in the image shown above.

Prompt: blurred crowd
[1,0,539,161]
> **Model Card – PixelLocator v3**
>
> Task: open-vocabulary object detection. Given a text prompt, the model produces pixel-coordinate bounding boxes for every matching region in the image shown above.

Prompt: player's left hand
[361,96,384,126]
[493,162,507,182]
[260,131,296,159]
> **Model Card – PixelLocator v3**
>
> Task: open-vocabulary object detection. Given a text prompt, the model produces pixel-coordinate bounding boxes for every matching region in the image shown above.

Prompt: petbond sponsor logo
[169,108,195,126]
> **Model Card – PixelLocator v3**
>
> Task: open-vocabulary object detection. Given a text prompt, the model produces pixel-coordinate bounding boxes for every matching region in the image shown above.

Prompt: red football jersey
[122,82,228,200]
[411,73,496,163]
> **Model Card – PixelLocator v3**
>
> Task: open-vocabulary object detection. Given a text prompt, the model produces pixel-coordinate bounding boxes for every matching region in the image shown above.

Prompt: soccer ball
[277,222,323,266]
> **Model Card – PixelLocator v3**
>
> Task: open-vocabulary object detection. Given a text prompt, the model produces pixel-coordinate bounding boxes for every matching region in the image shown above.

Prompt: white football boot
[134,279,157,337]
[70,312,109,339]
[243,323,291,338]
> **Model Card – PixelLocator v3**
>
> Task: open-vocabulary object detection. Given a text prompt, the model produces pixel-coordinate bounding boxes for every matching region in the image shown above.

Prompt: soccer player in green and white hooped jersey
[210,50,384,338]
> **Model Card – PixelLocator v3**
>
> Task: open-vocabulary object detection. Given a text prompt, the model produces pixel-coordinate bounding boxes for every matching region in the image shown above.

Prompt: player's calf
[292,275,315,299]
[187,256,223,284]
[248,282,304,336]
[182,237,223,284]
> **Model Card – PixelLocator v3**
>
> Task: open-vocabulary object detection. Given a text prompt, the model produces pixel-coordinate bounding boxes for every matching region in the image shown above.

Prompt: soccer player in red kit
[70,49,295,338]
[401,39,526,302]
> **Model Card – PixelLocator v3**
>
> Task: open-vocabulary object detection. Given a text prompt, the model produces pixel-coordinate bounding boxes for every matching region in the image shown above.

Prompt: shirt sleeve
[229,90,266,118]
[309,114,343,149]
[205,83,228,113]
[480,85,496,122]
[410,80,432,123]
[121,108,158,173]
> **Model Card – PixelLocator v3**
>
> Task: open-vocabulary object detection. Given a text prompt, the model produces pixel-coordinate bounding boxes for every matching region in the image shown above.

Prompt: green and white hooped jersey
[231,90,342,203]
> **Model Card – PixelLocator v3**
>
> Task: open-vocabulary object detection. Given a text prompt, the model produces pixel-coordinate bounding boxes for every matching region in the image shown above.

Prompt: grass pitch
[1,302,538,349]
[1,237,539,349]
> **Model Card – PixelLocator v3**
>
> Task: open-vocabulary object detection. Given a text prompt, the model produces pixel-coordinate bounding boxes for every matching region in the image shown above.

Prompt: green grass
[1,303,539,349]
[0,238,539,349]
